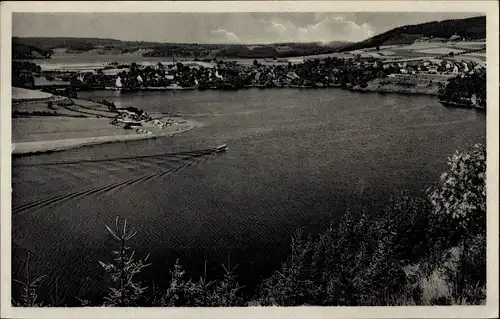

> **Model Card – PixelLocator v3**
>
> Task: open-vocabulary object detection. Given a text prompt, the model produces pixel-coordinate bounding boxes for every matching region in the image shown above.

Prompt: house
[286,71,299,79]
[449,34,462,42]
[276,46,292,53]
[406,65,417,73]
[462,62,470,73]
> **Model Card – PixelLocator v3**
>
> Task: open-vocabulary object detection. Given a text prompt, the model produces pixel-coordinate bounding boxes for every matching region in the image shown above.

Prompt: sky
[13,12,483,44]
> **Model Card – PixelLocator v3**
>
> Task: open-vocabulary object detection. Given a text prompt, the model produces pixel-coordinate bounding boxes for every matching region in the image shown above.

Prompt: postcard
[1,1,498,318]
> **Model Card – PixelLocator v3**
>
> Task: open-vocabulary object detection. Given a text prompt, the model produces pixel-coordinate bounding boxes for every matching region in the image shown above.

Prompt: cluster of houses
[382,58,484,76]
[112,107,152,128]
[414,33,465,43]
[23,50,485,93]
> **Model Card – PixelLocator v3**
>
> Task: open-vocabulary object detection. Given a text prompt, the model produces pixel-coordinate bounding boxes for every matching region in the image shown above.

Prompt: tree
[260,229,316,306]
[12,252,46,307]
[429,143,486,240]
[428,143,486,302]
[206,263,245,306]
[99,217,150,306]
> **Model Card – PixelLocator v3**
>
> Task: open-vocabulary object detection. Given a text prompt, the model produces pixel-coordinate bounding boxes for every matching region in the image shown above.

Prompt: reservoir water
[12,88,486,302]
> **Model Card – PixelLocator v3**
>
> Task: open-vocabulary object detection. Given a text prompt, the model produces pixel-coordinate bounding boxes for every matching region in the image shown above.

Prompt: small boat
[438,100,471,108]
[215,144,228,153]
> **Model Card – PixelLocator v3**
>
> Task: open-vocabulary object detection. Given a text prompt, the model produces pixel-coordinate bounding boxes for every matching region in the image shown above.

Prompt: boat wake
[15,147,221,167]
[12,147,223,216]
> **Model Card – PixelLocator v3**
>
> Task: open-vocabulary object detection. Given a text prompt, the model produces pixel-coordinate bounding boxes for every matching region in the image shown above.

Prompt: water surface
[12,88,486,302]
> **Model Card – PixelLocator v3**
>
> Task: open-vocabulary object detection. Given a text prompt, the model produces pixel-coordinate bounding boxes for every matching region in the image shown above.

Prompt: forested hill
[339,15,486,52]
[11,36,350,59]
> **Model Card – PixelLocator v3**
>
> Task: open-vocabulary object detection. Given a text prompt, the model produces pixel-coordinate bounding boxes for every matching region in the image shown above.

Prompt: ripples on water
[11,89,486,302]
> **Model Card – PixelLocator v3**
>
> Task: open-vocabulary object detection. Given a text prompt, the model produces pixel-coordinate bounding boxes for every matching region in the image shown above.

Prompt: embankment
[350,74,453,96]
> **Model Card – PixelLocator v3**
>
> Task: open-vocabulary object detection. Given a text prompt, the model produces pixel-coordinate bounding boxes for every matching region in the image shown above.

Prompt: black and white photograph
[1,1,498,318]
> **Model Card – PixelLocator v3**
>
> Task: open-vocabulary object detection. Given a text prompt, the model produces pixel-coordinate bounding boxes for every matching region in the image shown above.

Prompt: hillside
[12,36,350,59]
[339,15,486,52]
[12,41,53,59]
[13,37,123,51]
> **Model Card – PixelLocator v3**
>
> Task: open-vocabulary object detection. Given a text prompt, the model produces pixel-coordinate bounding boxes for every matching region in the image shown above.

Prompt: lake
[11,88,486,303]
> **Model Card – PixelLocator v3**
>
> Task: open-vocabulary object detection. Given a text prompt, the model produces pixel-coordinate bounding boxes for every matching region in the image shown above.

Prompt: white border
[1,2,499,318]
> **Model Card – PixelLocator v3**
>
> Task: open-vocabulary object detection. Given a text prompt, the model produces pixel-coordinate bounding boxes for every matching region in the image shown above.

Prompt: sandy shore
[12,117,200,155]
[12,87,67,104]
[11,88,202,155]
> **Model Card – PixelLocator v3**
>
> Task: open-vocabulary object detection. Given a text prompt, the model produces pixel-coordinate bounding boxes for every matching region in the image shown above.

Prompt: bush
[259,202,431,306]
[12,252,46,307]
[158,258,244,307]
[99,217,150,306]
[259,229,316,306]
[427,143,486,304]
[429,143,486,241]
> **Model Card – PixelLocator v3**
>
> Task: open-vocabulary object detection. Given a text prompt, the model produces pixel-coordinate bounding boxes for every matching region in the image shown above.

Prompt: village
[12,34,487,125]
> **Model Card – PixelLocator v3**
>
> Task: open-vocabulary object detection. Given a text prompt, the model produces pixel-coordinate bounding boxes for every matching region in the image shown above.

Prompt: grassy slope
[338,16,486,52]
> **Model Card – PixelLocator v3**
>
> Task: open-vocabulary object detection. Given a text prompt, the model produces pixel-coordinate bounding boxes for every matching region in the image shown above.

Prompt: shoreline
[348,85,440,96]
[12,89,203,156]
[92,83,440,97]
[12,118,200,156]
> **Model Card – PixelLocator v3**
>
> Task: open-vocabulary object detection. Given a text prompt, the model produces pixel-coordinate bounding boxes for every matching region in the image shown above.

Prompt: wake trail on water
[14,148,218,167]
[12,151,218,216]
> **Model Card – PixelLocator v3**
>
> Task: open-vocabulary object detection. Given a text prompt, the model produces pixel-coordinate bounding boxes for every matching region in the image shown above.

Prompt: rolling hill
[338,15,486,52]
[12,36,351,59]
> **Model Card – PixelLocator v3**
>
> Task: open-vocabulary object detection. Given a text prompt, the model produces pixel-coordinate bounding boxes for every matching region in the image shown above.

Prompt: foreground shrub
[99,217,150,306]
[259,229,316,306]
[12,252,46,307]
[429,143,486,240]
[158,258,245,307]
[428,143,486,303]
[259,203,430,306]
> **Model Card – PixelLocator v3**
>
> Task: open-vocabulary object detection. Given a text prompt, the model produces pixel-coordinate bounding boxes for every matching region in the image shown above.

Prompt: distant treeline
[12,42,53,59]
[214,42,348,59]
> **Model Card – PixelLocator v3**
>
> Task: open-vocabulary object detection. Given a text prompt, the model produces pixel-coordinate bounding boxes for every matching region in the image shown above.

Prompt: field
[344,40,486,62]
[416,48,465,55]
[12,87,54,102]
[12,117,128,143]
[11,90,200,154]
